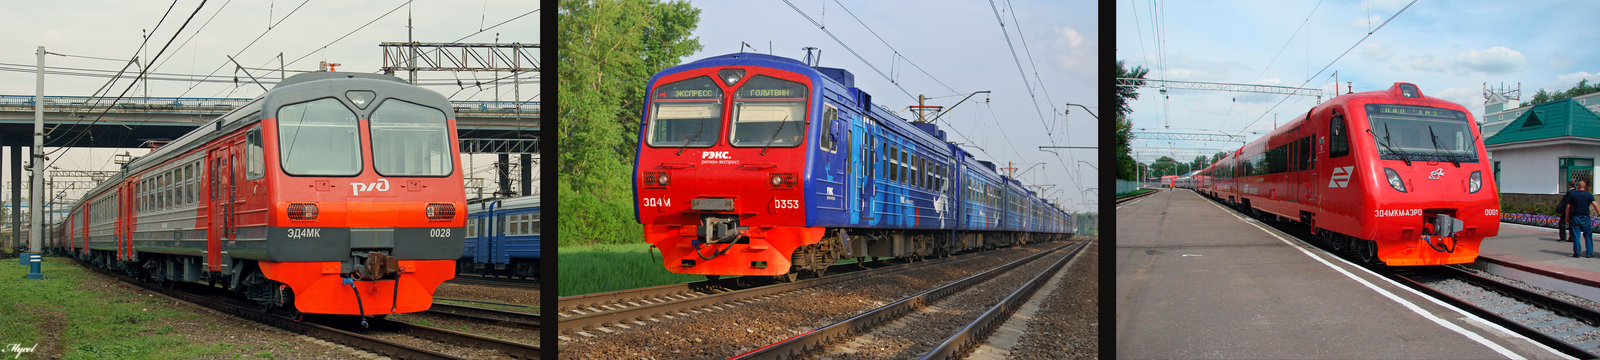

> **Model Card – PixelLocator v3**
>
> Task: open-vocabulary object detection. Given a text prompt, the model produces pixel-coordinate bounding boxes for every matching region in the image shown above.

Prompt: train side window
[900,148,909,185]
[246,128,264,180]
[498,215,506,235]
[530,212,541,235]
[819,104,838,152]
[1301,137,1313,171]
[1330,113,1350,158]
[467,218,477,238]
[520,214,531,235]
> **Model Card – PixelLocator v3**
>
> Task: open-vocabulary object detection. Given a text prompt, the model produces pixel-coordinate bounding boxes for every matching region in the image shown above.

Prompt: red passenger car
[1207,83,1497,265]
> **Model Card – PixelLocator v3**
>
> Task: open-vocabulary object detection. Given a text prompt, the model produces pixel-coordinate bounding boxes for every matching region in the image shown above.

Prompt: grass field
[558,242,705,297]
[0,256,237,359]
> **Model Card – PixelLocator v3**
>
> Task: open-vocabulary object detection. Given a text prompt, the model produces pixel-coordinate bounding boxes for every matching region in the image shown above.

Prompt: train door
[208,145,233,257]
[1289,126,1304,204]
[862,117,878,225]
[848,112,863,224]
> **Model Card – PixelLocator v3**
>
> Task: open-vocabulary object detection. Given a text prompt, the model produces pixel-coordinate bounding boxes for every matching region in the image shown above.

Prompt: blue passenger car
[461,196,541,280]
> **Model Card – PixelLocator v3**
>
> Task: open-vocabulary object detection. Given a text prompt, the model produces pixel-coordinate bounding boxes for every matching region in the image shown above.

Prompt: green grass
[0,255,239,359]
[558,242,706,297]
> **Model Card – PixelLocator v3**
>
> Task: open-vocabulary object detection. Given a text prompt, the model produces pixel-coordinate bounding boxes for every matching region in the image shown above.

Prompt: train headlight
[771,174,783,186]
[771,172,797,189]
[719,68,746,87]
[643,171,669,189]
[425,203,456,221]
[345,90,375,109]
[288,203,319,221]
[1384,167,1407,193]
[1469,171,1483,193]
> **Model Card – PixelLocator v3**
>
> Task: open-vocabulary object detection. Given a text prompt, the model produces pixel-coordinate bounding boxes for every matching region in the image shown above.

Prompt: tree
[1150,156,1177,177]
[1115,60,1149,180]
[559,0,703,246]
[1521,79,1600,107]
[1212,151,1227,165]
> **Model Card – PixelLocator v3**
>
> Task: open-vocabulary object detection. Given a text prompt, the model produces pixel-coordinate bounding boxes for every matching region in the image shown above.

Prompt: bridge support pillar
[9,144,18,252]
[520,153,532,197]
[498,154,510,197]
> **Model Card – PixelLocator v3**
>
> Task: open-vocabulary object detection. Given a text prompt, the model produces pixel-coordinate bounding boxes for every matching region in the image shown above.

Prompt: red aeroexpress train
[1198,83,1498,265]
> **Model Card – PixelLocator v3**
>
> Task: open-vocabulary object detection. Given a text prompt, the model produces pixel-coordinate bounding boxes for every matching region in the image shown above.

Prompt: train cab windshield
[279,98,362,176]
[646,76,723,148]
[729,75,807,147]
[370,99,453,176]
[1363,104,1478,163]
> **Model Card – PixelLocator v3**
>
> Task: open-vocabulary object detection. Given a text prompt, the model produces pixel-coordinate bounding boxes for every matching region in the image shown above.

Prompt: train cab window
[1330,112,1350,158]
[371,99,453,176]
[246,128,264,179]
[819,104,839,152]
[647,76,722,148]
[730,76,807,148]
[277,97,361,176]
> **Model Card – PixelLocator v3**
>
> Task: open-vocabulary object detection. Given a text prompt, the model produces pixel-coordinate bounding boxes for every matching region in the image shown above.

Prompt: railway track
[1390,266,1600,358]
[730,240,1087,359]
[556,241,1073,341]
[1115,188,1158,205]
[447,274,541,289]
[423,302,541,329]
[76,260,541,359]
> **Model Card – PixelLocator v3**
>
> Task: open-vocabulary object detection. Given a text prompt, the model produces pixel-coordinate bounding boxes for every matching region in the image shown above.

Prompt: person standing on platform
[1567,181,1598,258]
[1559,180,1576,242]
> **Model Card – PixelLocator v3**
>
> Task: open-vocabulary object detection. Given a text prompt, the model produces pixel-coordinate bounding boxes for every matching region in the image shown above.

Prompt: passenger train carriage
[461,195,540,280]
[1197,83,1498,265]
[54,72,466,319]
[633,53,1075,281]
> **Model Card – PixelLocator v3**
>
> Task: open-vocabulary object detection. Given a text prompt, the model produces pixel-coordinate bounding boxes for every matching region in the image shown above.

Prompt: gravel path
[435,282,541,306]
[1008,239,1099,359]
[557,243,1062,360]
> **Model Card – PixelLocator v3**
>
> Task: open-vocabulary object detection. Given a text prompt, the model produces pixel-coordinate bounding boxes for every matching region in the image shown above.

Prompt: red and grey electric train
[1197,83,1498,265]
[632,52,1076,281]
[50,72,465,318]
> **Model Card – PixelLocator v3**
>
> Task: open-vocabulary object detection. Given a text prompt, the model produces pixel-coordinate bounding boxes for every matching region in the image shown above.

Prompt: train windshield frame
[1363,103,1478,163]
[277,97,363,176]
[645,76,723,148]
[370,99,454,176]
[728,75,808,148]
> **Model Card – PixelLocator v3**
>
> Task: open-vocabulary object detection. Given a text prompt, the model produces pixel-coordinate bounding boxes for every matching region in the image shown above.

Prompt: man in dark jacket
[1568,181,1599,258]
[1559,181,1576,242]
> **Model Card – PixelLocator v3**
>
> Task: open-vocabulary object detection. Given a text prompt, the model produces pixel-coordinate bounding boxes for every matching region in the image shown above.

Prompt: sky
[0,0,539,204]
[686,0,1100,212]
[1117,0,1600,172]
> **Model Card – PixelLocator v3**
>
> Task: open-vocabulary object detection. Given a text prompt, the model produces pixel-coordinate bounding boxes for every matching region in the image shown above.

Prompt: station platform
[1116,189,1565,359]
[1477,221,1600,305]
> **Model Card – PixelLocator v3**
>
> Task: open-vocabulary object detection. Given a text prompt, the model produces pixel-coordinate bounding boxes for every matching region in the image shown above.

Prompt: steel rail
[446,275,540,288]
[729,241,1076,359]
[423,303,540,328]
[920,240,1088,359]
[557,258,896,313]
[367,318,541,359]
[1115,189,1157,204]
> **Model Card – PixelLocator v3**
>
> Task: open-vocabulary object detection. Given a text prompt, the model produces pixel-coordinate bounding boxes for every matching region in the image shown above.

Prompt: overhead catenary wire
[780,0,915,101]
[44,0,210,168]
[1232,0,1417,136]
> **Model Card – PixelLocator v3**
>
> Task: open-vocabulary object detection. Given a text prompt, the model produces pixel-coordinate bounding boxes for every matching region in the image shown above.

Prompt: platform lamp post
[27,46,43,280]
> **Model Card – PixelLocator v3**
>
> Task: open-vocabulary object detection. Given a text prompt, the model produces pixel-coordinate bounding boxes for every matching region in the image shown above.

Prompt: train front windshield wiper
[1428,125,1459,167]
[1368,127,1411,166]
[676,117,707,156]
[759,115,791,156]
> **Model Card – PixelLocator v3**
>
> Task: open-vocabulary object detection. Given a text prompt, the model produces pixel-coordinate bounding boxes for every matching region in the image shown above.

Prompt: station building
[1483,93,1600,203]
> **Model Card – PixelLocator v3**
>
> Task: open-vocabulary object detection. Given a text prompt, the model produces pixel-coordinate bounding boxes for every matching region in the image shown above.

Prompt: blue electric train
[460,196,541,280]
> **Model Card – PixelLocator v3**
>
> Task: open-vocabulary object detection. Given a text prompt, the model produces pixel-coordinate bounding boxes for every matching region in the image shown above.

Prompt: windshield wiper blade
[676,116,708,156]
[759,115,791,156]
[1427,125,1459,167]
[1368,128,1411,166]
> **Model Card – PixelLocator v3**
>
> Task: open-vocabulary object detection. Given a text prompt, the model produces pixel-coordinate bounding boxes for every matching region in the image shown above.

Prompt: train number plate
[642,197,672,207]
[773,199,800,209]
[691,198,735,211]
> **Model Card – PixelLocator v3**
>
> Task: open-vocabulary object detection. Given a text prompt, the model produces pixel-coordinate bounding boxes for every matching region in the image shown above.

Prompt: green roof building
[1484,98,1600,194]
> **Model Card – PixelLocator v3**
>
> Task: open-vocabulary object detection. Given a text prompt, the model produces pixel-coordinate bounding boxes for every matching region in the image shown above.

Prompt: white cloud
[1050,27,1095,75]
[1547,72,1600,92]
[1410,55,1450,73]
[1350,15,1383,29]
[1455,46,1526,75]
[1055,27,1084,48]
[1432,87,1480,112]
[1363,43,1392,61]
